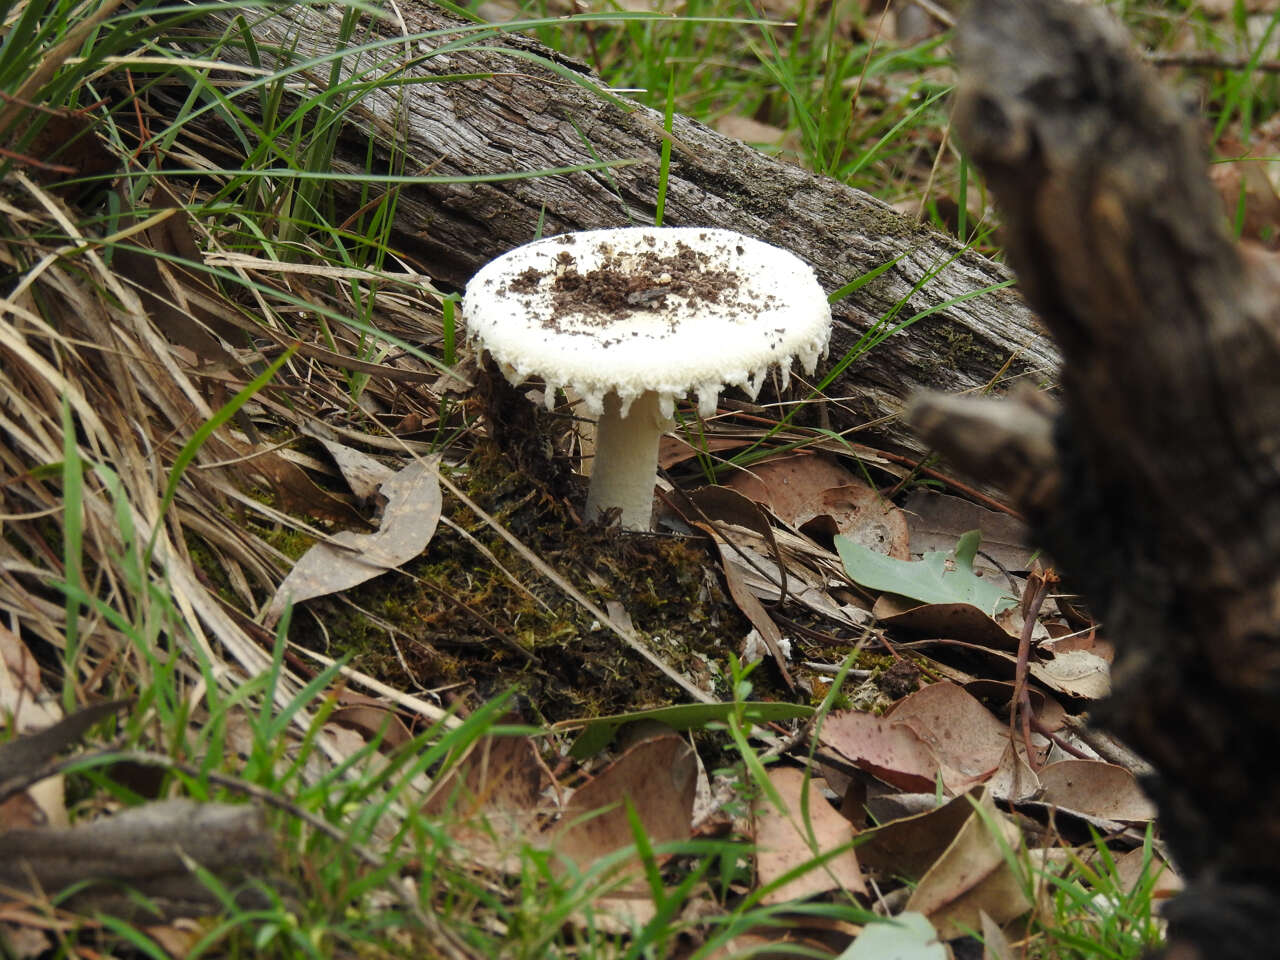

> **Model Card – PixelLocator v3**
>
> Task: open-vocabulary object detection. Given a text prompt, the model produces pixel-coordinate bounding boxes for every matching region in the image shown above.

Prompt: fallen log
[0,799,272,919]
[186,1,1057,455]
[911,2,1280,957]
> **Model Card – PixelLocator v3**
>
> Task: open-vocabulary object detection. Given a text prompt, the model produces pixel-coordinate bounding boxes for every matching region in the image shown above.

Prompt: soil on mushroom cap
[503,240,746,327]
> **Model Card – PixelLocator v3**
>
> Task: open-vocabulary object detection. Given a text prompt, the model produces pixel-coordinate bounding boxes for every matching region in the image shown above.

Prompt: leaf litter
[639,444,1168,952]
[3,208,1171,954]
[0,13,1189,954]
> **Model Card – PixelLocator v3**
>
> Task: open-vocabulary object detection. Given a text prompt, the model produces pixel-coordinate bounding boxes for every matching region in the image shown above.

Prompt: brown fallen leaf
[318,438,394,502]
[1030,649,1110,700]
[0,623,52,727]
[905,787,1032,939]
[1210,143,1280,248]
[1112,847,1183,900]
[987,742,1042,803]
[426,733,548,821]
[224,436,369,527]
[801,483,911,559]
[553,734,698,872]
[729,456,909,556]
[111,198,240,364]
[857,786,983,881]
[727,453,860,528]
[553,735,699,930]
[873,591,1030,653]
[753,766,867,904]
[903,489,1033,575]
[657,434,749,470]
[715,538,794,688]
[423,733,550,871]
[964,680,1067,733]
[19,107,117,188]
[1037,760,1156,822]
[896,638,1110,702]
[265,456,442,624]
[0,624,72,827]
[887,682,1012,794]
[980,909,1015,960]
[141,922,202,959]
[0,911,52,960]
[1039,630,1113,662]
[0,791,47,831]
[330,692,412,750]
[680,486,794,687]
[819,710,939,792]
[864,790,944,826]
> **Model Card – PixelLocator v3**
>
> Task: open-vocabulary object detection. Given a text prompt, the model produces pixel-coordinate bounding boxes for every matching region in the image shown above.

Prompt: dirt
[502,238,742,328]
[880,657,923,699]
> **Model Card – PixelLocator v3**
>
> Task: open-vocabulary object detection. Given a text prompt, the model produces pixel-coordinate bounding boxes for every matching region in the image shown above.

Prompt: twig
[126,751,476,960]
[1010,567,1055,774]
[911,0,955,28]
[1029,714,1092,760]
[1060,714,1156,778]
[3,747,476,960]
[1146,50,1280,74]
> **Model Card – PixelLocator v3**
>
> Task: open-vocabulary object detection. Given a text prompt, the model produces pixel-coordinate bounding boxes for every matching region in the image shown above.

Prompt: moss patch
[286,440,765,725]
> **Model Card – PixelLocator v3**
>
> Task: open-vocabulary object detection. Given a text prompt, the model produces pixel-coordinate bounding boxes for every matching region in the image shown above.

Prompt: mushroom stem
[584,390,672,530]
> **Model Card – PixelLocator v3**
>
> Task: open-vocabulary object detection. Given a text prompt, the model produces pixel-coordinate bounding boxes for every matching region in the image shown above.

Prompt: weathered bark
[187,1,1056,454]
[912,2,1280,956]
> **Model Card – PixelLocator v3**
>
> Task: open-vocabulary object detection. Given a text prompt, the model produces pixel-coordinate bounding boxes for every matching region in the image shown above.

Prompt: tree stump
[911,2,1280,956]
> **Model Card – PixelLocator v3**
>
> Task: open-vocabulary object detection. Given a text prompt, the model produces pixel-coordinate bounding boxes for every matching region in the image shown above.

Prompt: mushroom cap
[463,227,832,418]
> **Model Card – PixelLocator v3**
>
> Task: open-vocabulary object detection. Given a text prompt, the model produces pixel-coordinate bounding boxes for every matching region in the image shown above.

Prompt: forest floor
[1,0,1278,957]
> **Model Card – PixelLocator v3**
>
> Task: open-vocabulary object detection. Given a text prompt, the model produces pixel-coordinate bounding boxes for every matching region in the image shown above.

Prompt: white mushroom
[463,226,832,530]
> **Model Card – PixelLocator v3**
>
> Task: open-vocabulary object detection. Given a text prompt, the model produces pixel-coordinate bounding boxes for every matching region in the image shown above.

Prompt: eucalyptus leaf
[838,911,947,960]
[835,529,1015,616]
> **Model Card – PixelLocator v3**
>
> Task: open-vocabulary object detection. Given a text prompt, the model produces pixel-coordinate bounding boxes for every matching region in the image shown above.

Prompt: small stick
[1029,713,1092,760]
[1010,566,1057,771]
[1146,50,1280,74]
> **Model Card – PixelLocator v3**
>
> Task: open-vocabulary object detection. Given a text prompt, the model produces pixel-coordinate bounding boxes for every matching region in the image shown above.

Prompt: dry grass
[4,0,1265,955]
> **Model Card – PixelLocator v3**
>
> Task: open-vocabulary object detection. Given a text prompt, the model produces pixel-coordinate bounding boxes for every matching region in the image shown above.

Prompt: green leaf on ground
[835,530,1016,616]
[839,911,946,959]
